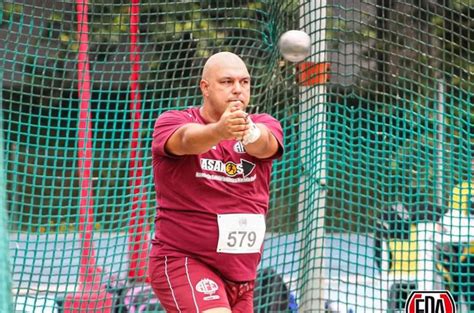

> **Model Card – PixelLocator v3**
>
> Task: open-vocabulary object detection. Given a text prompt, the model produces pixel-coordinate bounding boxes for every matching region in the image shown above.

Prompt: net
[0,0,472,312]
[0,87,13,313]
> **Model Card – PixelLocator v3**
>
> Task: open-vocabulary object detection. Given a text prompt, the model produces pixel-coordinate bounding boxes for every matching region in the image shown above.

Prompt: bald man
[149,52,284,312]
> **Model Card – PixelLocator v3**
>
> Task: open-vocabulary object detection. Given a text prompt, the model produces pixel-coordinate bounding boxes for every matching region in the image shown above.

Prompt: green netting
[0,68,13,313]
[1,0,473,312]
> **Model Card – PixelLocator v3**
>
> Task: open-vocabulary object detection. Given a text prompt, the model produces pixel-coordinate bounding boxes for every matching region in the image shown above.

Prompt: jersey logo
[233,141,246,153]
[200,158,256,178]
[195,278,220,301]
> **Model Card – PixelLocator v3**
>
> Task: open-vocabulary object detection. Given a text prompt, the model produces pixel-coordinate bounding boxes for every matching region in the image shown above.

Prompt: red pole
[128,0,150,282]
[63,1,115,311]
[76,0,102,290]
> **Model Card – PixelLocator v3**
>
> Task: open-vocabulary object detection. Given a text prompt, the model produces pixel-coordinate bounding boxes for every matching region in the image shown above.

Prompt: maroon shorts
[149,256,254,312]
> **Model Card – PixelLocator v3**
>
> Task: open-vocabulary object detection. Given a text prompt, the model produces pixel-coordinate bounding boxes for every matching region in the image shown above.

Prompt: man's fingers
[237,128,251,141]
[225,102,239,114]
[219,106,249,140]
[229,109,247,119]
[230,124,249,132]
[233,131,247,141]
[229,104,240,112]
[227,101,244,112]
[225,121,248,131]
[228,116,247,125]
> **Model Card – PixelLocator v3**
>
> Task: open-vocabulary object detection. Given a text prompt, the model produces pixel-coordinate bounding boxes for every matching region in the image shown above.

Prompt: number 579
[227,231,257,247]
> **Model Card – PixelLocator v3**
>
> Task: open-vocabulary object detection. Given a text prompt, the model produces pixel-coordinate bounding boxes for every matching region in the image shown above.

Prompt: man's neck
[199,104,220,123]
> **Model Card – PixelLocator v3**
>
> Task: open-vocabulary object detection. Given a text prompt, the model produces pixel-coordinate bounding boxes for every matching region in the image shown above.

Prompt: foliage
[29,0,278,103]
[3,0,302,232]
[1,2,23,25]
[325,0,473,231]
[6,0,471,233]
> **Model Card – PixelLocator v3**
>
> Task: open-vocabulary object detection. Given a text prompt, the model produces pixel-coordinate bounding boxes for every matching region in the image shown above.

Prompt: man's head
[200,52,251,121]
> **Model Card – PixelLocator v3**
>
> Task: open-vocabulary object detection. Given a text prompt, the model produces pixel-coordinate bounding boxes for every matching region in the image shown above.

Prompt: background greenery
[1,0,473,233]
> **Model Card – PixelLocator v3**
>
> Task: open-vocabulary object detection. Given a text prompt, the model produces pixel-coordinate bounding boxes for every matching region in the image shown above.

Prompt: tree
[325,0,473,230]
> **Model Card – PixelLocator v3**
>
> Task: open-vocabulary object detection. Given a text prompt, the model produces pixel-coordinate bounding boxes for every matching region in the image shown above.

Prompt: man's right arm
[164,104,248,156]
[165,123,223,156]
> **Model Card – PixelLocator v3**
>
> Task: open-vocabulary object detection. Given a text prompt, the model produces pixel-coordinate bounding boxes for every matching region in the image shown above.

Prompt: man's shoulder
[160,106,198,116]
[156,107,200,122]
[250,112,279,123]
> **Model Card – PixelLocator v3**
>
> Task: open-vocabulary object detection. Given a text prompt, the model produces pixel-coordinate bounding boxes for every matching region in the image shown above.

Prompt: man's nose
[232,81,242,93]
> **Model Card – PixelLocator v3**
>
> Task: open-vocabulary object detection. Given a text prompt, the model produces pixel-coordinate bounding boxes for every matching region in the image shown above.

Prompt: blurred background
[1,0,473,312]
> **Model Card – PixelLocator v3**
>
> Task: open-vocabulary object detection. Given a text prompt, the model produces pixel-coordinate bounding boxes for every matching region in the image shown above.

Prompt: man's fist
[217,102,250,140]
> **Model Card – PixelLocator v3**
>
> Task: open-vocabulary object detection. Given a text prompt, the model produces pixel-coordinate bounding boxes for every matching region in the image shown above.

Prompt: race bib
[216,214,266,254]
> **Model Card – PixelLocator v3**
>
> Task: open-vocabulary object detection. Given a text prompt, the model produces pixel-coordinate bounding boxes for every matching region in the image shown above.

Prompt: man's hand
[216,102,250,141]
[163,102,254,156]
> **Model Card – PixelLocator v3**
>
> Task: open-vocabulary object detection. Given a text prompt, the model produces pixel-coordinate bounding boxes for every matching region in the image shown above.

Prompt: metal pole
[298,0,328,311]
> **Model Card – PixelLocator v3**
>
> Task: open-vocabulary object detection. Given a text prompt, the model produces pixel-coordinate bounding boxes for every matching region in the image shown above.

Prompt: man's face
[200,61,251,115]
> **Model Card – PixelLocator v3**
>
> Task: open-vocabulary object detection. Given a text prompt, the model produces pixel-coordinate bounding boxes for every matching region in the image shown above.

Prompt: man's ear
[200,79,209,96]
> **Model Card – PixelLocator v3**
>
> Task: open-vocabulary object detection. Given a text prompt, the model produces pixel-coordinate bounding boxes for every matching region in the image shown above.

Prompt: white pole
[416,223,436,291]
[412,81,445,299]
[298,0,328,311]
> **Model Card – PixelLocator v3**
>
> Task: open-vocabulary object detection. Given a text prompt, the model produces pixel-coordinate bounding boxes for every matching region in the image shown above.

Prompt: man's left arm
[244,123,280,159]
[243,114,283,159]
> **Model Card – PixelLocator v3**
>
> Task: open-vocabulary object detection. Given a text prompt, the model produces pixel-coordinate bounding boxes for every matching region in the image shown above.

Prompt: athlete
[148,51,284,312]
